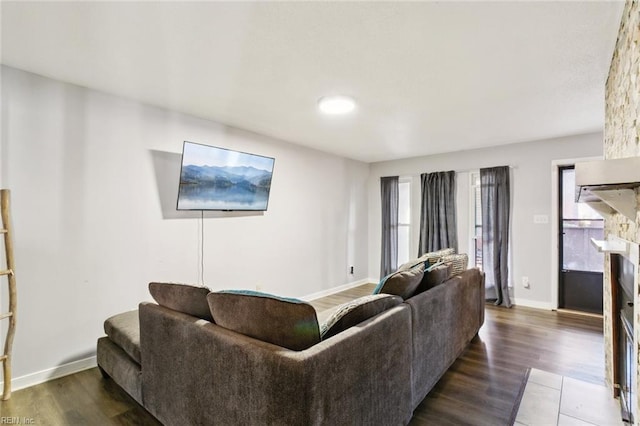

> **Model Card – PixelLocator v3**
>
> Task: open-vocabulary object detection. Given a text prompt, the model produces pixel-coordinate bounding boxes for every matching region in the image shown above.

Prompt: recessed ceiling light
[318,96,356,115]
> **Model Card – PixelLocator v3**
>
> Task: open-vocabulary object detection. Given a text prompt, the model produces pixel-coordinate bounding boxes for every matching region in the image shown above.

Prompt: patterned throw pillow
[149,282,213,321]
[373,263,425,300]
[397,248,456,271]
[428,253,469,278]
[206,290,320,351]
[320,294,402,340]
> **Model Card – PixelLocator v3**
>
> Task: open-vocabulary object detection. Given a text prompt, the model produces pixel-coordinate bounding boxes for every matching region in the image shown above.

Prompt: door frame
[550,156,601,310]
[557,164,574,309]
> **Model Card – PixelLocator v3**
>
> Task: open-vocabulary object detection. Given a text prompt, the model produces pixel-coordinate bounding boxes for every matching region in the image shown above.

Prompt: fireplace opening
[613,253,636,423]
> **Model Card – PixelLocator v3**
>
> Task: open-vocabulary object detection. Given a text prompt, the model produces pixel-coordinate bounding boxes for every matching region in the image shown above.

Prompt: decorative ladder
[0,189,16,400]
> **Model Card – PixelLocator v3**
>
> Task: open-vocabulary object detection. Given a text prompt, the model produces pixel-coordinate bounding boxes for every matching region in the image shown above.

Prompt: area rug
[508,367,531,425]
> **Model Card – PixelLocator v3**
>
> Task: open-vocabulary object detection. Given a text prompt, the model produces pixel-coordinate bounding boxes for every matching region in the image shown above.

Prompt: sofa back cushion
[320,294,403,340]
[207,290,320,351]
[373,263,425,300]
[149,282,213,321]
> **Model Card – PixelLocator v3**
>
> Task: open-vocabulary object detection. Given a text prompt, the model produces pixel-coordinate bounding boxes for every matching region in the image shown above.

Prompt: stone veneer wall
[603,0,640,416]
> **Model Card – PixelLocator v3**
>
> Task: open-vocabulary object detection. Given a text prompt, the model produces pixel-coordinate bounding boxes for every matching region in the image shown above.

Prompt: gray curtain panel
[480,166,511,307]
[380,176,399,278]
[418,171,457,256]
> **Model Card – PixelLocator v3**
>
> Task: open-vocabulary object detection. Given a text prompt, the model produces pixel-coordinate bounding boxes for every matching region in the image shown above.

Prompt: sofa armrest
[405,267,484,409]
[140,302,412,426]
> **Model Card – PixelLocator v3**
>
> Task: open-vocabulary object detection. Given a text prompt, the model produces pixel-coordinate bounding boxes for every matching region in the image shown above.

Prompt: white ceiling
[0,1,625,163]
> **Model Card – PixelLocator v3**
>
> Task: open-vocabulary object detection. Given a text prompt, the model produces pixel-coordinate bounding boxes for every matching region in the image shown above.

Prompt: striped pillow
[397,248,456,271]
[428,253,469,278]
[320,294,402,339]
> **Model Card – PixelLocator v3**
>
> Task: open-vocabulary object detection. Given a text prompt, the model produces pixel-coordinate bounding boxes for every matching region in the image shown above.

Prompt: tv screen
[176,141,275,211]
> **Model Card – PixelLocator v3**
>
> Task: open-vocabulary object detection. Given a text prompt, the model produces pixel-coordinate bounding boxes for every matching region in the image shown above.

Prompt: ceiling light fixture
[318,96,356,115]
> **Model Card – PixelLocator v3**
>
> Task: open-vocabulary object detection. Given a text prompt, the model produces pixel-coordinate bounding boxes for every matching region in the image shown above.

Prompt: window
[560,167,604,272]
[397,180,411,266]
[471,172,482,268]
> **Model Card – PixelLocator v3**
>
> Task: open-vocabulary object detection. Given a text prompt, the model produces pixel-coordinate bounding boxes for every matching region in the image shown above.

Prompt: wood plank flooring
[308,283,377,312]
[411,304,604,426]
[0,285,604,425]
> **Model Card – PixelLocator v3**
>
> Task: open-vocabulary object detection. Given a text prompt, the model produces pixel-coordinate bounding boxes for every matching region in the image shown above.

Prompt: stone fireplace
[602,0,640,422]
[608,239,640,422]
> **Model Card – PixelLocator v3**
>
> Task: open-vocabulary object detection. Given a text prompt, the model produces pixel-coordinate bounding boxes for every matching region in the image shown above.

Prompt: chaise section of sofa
[96,310,143,404]
[139,301,414,426]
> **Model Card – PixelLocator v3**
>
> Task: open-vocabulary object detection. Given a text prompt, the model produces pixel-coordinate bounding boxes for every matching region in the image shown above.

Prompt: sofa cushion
[103,310,141,364]
[320,294,403,340]
[373,263,425,300]
[97,337,143,404]
[207,290,320,351]
[397,248,455,271]
[428,253,469,278]
[149,282,213,321]
[414,264,452,295]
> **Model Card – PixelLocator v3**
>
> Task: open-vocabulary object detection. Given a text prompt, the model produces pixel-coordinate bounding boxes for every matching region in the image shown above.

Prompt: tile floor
[515,368,624,426]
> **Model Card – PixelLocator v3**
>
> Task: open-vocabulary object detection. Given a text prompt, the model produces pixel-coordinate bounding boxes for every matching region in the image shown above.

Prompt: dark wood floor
[411,303,604,426]
[1,285,604,425]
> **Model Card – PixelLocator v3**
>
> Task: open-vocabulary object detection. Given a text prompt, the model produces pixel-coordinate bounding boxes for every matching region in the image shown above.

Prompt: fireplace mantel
[591,237,629,255]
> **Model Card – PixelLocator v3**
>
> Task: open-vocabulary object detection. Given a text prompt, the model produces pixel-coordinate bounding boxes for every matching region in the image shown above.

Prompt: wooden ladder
[0,189,17,400]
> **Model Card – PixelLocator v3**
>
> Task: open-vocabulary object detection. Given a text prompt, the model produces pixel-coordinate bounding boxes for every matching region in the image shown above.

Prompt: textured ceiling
[0,1,625,162]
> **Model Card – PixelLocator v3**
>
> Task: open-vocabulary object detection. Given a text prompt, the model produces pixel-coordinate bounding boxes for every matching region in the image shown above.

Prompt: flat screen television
[176,141,275,211]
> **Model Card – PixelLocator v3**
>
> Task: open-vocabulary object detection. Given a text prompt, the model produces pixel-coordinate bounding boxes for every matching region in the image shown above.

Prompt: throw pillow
[373,263,425,300]
[428,253,469,278]
[206,290,320,351]
[149,282,213,321]
[413,264,452,295]
[418,247,456,262]
[320,294,403,340]
[397,247,456,271]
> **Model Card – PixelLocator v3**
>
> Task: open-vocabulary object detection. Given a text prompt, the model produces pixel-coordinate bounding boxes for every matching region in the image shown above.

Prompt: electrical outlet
[522,276,530,289]
[350,266,354,275]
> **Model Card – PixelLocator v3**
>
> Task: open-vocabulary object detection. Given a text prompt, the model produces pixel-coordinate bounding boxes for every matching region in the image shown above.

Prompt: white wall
[0,66,370,385]
[368,133,603,307]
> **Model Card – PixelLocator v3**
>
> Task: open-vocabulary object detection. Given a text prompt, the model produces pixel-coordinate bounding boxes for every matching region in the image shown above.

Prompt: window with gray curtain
[480,166,511,307]
[418,171,457,256]
[380,176,399,278]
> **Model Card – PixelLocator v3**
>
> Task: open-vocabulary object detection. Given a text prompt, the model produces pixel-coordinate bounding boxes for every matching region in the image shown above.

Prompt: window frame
[397,178,412,267]
[469,172,482,269]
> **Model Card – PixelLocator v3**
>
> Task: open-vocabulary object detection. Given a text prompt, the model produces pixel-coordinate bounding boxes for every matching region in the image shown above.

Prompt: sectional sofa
[97,259,484,425]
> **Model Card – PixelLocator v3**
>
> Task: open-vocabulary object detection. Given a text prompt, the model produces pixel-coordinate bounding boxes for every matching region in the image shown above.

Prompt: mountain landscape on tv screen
[177,164,273,210]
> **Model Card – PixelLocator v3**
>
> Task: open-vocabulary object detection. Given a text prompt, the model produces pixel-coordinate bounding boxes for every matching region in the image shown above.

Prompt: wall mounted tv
[176,141,275,211]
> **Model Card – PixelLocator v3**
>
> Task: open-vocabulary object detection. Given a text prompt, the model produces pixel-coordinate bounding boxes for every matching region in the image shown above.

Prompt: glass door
[558,166,604,314]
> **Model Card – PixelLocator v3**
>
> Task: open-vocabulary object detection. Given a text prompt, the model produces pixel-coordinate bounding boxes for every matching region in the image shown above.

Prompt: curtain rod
[452,165,516,174]
[392,165,516,179]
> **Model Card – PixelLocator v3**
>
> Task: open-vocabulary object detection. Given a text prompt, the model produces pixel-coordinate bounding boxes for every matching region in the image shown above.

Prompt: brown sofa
[97,268,484,425]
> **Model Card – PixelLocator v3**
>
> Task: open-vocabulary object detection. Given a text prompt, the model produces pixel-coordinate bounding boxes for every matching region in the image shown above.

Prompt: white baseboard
[512,297,554,310]
[0,356,97,392]
[300,278,375,302]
